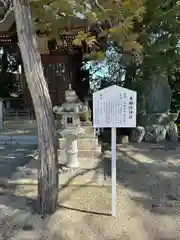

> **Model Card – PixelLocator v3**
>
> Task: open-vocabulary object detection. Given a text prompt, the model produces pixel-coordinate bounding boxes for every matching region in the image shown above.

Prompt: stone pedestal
[135,112,179,143]
[65,135,79,168]
[135,79,179,144]
[58,124,101,164]
[54,85,99,169]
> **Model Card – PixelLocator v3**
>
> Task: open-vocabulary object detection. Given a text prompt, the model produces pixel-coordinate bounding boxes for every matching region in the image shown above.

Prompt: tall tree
[12,0,145,214]
[94,0,180,112]
[134,0,180,111]
[13,0,58,214]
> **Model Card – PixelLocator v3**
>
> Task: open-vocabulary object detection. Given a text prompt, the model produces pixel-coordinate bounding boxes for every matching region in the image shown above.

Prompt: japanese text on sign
[93,85,137,128]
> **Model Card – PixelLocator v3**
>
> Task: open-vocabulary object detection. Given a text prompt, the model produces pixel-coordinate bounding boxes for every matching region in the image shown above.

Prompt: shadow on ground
[0,145,36,179]
[1,142,180,239]
[0,169,111,240]
[2,142,180,218]
[0,166,110,216]
[100,141,180,216]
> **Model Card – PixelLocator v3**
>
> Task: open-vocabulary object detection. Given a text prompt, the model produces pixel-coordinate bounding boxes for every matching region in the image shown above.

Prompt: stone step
[58,126,96,138]
[0,135,98,146]
[59,138,98,150]
[82,125,96,136]
[58,145,101,162]
[0,135,38,145]
[0,133,98,147]
[4,120,37,130]
[4,120,95,129]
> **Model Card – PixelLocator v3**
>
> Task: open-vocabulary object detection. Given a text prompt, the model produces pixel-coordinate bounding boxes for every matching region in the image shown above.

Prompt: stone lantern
[53,85,88,168]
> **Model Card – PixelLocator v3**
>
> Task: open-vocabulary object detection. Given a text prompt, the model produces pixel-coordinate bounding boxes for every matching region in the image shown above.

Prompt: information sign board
[93,85,137,128]
[93,85,137,217]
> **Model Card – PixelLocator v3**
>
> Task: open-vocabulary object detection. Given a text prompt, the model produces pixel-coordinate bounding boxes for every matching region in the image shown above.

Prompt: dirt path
[1,143,180,240]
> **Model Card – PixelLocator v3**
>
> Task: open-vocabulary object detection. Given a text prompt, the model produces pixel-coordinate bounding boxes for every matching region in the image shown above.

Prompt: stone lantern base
[58,124,101,166]
[65,135,79,168]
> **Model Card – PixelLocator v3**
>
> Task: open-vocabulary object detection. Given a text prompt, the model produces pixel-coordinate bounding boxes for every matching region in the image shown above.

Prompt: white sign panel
[93,85,137,128]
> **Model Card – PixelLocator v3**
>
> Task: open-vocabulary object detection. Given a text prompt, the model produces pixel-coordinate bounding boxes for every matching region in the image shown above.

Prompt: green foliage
[0,47,20,98]
[138,0,180,75]
[30,0,146,58]
[169,69,180,112]
[84,51,106,61]
[135,0,180,111]
[89,0,180,113]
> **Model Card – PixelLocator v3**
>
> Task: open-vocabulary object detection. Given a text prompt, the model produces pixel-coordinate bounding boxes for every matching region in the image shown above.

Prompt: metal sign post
[0,98,3,131]
[111,127,116,217]
[93,85,137,217]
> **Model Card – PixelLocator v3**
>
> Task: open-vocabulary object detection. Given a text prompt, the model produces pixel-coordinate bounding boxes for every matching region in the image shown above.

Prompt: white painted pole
[111,127,117,217]
[0,99,3,131]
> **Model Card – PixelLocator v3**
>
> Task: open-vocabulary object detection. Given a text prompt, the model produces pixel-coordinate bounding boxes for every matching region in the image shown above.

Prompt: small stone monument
[147,81,172,113]
[135,76,179,144]
[53,84,88,168]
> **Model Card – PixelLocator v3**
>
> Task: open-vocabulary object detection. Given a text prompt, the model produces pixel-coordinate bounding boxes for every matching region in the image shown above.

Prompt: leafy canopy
[88,0,180,110]
[30,0,145,58]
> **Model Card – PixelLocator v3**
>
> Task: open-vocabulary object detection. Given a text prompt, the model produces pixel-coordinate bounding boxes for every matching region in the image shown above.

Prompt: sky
[86,59,108,77]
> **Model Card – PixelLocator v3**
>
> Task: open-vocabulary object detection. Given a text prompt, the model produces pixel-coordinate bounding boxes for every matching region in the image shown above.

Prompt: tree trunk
[13,0,59,214]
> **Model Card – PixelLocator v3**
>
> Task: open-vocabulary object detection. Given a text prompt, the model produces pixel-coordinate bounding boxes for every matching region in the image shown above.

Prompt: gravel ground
[0,143,180,239]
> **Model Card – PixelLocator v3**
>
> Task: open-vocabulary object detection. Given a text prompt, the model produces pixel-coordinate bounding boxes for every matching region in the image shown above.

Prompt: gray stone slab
[0,146,36,178]
[0,135,38,145]
[59,138,98,150]
[58,146,101,162]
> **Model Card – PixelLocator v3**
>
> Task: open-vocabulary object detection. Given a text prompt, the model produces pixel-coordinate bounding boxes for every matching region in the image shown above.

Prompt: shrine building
[0,2,94,119]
